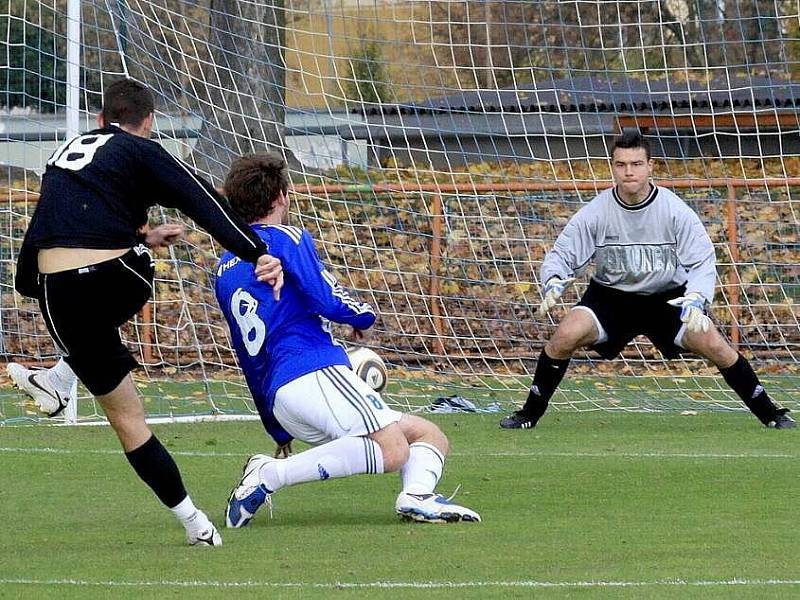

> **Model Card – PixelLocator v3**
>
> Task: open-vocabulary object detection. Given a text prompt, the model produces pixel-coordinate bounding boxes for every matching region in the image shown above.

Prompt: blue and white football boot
[225,454,274,528]
[395,491,481,523]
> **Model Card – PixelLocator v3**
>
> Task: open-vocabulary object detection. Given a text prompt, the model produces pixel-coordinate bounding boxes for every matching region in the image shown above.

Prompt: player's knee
[398,414,449,456]
[547,333,580,358]
[549,309,598,357]
[106,414,152,451]
[380,438,410,472]
[371,425,410,472]
[427,423,449,456]
[684,330,736,366]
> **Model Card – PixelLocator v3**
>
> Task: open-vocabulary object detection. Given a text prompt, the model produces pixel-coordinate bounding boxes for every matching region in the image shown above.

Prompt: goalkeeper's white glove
[667,292,712,333]
[536,276,575,317]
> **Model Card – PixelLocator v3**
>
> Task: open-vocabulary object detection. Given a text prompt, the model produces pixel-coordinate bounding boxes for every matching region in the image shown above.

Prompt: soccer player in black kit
[15,79,284,546]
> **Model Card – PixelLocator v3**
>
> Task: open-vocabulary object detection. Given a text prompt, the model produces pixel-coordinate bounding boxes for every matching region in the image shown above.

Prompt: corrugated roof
[356,74,800,115]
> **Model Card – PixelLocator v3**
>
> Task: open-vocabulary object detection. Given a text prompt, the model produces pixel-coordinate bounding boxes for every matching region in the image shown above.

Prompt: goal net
[1,0,798,424]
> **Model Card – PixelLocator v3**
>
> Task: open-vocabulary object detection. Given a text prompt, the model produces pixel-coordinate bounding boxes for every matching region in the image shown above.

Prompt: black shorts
[38,246,154,396]
[575,279,687,360]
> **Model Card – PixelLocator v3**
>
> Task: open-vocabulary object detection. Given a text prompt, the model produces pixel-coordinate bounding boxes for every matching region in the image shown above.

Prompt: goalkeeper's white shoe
[186,517,223,547]
[6,363,74,417]
[395,492,481,523]
[225,454,274,528]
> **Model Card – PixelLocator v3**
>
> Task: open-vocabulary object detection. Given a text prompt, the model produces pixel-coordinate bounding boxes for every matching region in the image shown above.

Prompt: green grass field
[2,408,800,599]
[5,373,799,424]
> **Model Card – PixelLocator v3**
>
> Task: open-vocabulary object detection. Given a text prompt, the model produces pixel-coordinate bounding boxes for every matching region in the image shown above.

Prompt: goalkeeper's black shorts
[575,279,687,360]
[37,246,154,396]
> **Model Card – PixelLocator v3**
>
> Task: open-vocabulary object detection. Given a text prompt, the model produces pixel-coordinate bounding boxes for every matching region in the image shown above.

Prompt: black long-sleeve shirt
[16,125,267,297]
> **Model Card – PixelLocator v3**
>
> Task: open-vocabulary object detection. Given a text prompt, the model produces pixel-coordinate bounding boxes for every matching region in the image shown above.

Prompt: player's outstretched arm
[536,276,576,317]
[537,207,595,318]
[667,292,712,333]
[142,142,268,264]
[289,230,376,329]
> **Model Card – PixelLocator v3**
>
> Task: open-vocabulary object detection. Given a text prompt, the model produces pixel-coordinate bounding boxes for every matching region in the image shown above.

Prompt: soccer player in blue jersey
[216,154,480,525]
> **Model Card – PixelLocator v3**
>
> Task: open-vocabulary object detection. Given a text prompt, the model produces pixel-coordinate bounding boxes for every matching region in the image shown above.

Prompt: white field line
[0,446,798,460]
[2,577,800,590]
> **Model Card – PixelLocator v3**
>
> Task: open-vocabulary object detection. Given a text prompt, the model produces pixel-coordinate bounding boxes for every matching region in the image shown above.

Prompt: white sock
[261,436,384,492]
[49,358,77,393]
[170,496,209,529]
[400,442,445,495]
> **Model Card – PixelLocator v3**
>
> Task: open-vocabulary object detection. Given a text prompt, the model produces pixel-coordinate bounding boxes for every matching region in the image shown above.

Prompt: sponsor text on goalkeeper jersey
[540,184,716,302]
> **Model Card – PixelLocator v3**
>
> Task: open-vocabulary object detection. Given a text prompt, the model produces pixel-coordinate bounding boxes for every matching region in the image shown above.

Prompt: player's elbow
[354,312,377,331]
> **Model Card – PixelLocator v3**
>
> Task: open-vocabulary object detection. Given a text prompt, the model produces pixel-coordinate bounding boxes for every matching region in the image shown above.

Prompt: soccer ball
[347,346,388,393]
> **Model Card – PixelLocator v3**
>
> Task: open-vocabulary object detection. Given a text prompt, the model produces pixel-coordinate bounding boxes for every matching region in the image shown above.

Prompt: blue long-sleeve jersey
[215,224,376,443]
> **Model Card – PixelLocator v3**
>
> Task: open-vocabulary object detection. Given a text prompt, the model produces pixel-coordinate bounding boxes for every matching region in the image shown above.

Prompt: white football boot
[395,492,481,523]
[186,511,223,547]
[7,363,75,417]
[225,454,275,528]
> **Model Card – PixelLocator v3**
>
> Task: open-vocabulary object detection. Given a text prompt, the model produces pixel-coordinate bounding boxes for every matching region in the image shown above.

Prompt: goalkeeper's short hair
[612,129,651,160]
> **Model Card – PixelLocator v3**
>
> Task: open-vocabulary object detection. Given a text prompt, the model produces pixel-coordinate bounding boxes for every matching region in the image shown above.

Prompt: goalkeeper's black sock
[718,354,784,425]
[125,434,188,508]
[521,349,571,423]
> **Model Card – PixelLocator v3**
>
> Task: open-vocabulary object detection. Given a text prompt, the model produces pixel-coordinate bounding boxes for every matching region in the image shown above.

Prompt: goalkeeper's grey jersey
[541,184,716,301]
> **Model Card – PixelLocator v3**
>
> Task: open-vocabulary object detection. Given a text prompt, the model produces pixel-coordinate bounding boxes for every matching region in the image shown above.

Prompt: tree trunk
[191,0,300,184]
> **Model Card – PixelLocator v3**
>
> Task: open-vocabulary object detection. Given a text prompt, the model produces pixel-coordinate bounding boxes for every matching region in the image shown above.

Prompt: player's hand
[274,441,293,459]
[349,328,369,343]
[255,254,284,301]
[536,276,575,317]
[667,292,712,333]
[144,223,184,248]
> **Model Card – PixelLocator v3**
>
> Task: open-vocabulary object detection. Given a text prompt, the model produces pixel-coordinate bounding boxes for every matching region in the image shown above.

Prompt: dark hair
[225,154,289,223]
[101,79,155,127]
[612,130,651,160]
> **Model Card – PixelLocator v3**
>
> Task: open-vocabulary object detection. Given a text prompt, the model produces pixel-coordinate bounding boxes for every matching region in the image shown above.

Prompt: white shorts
[273,365,402,445]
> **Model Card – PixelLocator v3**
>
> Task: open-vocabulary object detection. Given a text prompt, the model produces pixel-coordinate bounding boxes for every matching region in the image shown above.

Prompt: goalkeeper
[501,130,794,430]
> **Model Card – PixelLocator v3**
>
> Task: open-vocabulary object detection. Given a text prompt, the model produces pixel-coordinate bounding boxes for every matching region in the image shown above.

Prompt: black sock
[718,354,783,425]
[521,349,571,423]
[125,434,187,508]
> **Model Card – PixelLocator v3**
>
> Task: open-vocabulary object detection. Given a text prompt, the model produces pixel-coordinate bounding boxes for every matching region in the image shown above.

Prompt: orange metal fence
[9,177,800,360]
